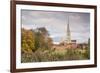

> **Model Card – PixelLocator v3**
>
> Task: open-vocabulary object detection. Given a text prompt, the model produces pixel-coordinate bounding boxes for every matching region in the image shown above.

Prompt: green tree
[36,27,53,50]
[83,38,90,59]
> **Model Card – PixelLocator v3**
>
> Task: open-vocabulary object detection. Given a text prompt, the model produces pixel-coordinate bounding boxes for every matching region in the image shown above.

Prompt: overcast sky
[21,10,90,44]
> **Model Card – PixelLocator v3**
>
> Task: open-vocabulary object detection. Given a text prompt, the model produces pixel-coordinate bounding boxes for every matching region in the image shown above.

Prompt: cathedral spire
[67,16,71,43]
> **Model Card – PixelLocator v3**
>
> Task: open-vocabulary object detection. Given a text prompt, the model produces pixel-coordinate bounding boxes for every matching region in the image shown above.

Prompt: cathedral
[60,16,77,49]
[52,16,88,50]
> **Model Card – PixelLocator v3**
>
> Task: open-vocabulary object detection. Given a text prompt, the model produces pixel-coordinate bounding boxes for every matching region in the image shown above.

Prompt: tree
[83,38,90,59]
[21,27,53,53]
[21,28,35,53]
[38,27,52,48]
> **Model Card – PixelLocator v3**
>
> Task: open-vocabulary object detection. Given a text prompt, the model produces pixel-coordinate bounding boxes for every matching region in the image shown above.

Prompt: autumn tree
[21,27,53,53]
[21,28,35,53]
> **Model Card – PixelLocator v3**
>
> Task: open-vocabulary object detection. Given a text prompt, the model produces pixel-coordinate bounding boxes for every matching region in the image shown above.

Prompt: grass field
[21,48,90,63]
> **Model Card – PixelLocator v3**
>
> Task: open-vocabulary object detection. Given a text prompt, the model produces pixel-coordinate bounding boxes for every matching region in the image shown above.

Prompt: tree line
[21,27,53,54]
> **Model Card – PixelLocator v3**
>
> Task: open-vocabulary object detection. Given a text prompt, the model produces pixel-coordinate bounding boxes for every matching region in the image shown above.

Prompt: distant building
[77,43,88,49]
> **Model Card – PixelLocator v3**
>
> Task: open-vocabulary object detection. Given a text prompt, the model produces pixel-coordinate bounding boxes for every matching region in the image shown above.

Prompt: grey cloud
[21,10,90,43]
